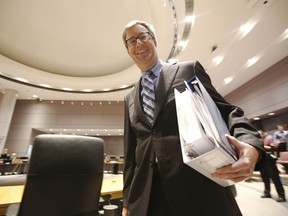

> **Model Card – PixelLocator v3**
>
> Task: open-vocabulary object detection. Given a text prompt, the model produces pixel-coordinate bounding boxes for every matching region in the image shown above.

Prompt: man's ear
[154,39,157,47]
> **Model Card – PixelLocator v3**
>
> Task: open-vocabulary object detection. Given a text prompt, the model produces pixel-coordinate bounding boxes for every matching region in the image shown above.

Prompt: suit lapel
[153,63,178,123]
[133,80,147,122]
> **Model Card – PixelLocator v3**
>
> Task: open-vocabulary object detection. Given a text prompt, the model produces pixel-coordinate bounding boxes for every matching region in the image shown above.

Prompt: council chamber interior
[0,0,288,216]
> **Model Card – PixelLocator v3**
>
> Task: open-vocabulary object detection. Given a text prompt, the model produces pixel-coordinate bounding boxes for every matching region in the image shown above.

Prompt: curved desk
[0,175,123,215]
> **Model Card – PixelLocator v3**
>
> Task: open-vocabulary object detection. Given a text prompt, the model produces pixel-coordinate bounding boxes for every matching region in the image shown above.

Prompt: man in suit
[121,20,264,216]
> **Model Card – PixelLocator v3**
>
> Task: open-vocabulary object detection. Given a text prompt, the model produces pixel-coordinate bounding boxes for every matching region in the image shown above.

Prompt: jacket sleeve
[193,61,265,170]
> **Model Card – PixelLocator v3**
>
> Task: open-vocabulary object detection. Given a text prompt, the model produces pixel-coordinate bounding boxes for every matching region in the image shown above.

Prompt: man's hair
[122,20,156,49]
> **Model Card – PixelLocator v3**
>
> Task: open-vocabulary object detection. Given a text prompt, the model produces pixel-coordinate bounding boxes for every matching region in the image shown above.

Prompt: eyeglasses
[126,32,153,47]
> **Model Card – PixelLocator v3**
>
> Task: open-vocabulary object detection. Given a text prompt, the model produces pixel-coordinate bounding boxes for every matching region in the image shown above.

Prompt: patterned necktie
[141,71,156,124]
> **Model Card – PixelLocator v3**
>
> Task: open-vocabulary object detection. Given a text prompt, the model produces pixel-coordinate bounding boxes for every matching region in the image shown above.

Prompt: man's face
[125,25,158,71]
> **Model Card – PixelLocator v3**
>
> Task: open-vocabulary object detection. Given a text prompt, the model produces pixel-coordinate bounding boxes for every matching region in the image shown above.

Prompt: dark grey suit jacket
[123,61,264,216]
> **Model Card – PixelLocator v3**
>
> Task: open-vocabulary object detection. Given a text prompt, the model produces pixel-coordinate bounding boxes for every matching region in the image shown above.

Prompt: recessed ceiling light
[62,87,73,91]
[239,22,256,38]
[246,57,259,68]
[223,77,233,85]
[184,15,194,24]
[82,89,93,92]
[268,112,275,116]
[39,84,52,88]
[280,28,288,41]
[178,40,188,50]
[253,117,260,120]
[212,56,223,65]
[15,77,28,83]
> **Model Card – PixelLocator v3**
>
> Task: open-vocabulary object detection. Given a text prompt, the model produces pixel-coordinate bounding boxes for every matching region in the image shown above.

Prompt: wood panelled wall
[224,56,288,120]
[5,100,124,156]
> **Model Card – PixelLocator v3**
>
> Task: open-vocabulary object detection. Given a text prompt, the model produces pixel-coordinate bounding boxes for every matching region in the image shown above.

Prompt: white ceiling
[0,0,287,136]
[0,0,287,102]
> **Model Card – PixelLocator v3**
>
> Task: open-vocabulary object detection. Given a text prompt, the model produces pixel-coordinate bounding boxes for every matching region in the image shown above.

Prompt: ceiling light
[281,28,288,41]
[62,87,73,91]
[253,117,260,120]
[239,22,256,38]
[212,56,223,65]
[33,95,38,98]
[82,89,93,92]
[223,77,233,85]
[178,40,188,50]
[268,112,275,116]
[15,77,28,83]
[246,57,259,67]
[39,84,52,88]
[184,15,194,24]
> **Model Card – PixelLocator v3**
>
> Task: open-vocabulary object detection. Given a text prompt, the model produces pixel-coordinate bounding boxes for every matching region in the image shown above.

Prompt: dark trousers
[147,165,172,216]
[276,142,287,158]
[260,153,285,198]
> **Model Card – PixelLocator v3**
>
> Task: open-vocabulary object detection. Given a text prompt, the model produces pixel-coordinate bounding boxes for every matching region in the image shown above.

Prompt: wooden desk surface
[0,175,123,206]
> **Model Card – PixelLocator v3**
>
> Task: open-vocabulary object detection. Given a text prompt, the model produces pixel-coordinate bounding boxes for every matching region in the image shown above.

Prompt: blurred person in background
[259,130,286,202]
[273,125,288,158]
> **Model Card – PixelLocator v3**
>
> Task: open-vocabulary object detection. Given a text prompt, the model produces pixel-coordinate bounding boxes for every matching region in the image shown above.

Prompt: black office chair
[7,134,104,216]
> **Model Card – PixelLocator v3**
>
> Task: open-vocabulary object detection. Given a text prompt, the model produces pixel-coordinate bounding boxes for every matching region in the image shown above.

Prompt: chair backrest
[18,134,104,216]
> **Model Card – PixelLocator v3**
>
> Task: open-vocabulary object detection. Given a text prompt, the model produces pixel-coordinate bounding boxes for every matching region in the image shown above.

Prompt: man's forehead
[126,25,147,37]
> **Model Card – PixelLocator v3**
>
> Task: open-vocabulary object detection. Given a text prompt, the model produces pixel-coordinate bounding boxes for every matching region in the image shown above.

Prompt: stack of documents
[174,76,237,187]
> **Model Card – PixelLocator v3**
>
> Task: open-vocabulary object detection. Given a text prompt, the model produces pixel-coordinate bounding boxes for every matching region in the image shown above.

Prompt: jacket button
[151,129,157,135]
[149,160,154,166]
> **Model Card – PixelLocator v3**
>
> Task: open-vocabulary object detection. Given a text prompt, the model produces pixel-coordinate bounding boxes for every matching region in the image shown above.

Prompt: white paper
[174,77,237,187]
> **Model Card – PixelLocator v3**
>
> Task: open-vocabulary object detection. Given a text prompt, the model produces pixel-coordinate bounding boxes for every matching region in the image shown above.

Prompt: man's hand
[211,134,259,182]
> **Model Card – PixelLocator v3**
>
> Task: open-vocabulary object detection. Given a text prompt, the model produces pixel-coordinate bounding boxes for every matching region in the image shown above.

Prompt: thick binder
[174,76,237,187]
